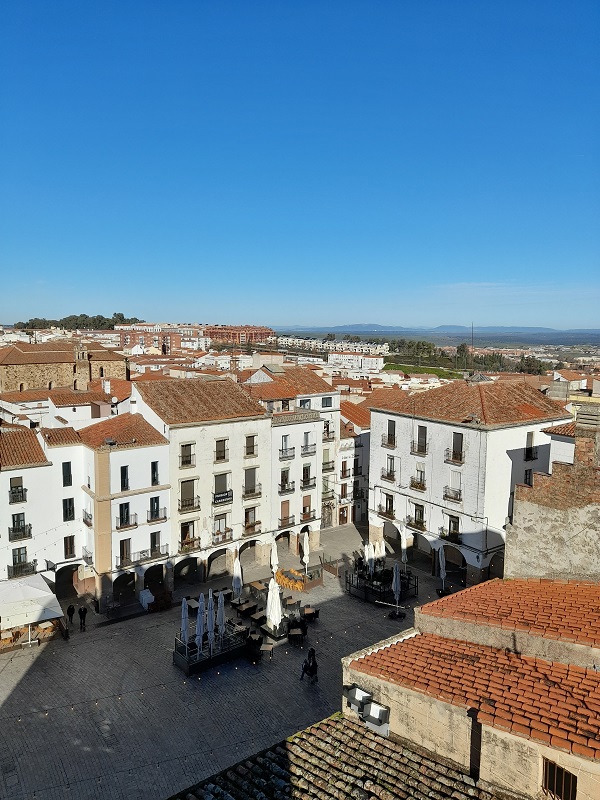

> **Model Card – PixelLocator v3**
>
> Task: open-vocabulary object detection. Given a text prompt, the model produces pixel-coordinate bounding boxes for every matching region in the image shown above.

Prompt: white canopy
[0,573,64,630]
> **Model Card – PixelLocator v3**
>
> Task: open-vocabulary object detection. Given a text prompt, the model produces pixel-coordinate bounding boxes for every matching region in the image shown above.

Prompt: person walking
[300,647,318,684]
[66,604,75,625]
[78,605,88,631]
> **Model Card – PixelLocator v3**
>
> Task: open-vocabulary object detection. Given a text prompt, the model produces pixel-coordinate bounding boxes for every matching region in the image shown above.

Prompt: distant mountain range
[275,324,600,334]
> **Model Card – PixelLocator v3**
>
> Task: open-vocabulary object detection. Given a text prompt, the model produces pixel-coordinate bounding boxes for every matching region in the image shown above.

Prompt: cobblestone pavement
[0,526,449,800]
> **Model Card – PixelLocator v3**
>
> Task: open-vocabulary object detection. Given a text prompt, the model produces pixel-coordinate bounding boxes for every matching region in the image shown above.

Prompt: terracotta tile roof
[558,370,586,382]
[351,633,600,758]
[340,400,371,428]
[88,378,133,401]
[340,421,358,439]
[0,388,111,407]
[136,378,267,424]
[542,421,576,437]
[0,342,124,364]
[420,578,600,647]
[277,366,334,396]
[78,413,168,449]
[40,428,81,447]
[130,371,174,381]
[368,380,569,427]
[244,380,297,401]
[0,426,50,470]
[171,714,500,800]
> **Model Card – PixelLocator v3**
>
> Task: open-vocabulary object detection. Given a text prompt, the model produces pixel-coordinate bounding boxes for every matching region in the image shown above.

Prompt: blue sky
[1,1,598,328]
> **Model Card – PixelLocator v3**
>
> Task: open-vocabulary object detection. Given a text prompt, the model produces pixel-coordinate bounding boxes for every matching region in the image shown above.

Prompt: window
[302,464,312,482]
[387,419,395,439]
[118,502,130,526]
[281,399,289,411]
[214,473,228,494]
[299,399,311,409]
[150,530,160,552]
[151,461,159,486]
[62,498,75,522]
[384,492,394,514]
[149,496,160,519]
[214,513,227,533]
[244,507,257,527]
[119,538,131,565]
[215,439,228,462]
[524,469,533,487]
[542,759,577,800]
[64,535,75,559]
[416,464,425,485]
[302,495,312,514]
[448,515,460,535]
[12,512,25,531]
[62,461,72,487]
[245,435,257,457]
[13,547,27,565]
[417,425,427,452]
[120,465,129,491]
[387,455,395,474]
[322,396,332,408]
[340,483,348,499]
[414,503,425,524]
[244,467,257,493]
[180,443,194,467]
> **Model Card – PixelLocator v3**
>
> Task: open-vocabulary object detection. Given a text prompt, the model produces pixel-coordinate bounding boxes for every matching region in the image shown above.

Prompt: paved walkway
[0,525,450,800]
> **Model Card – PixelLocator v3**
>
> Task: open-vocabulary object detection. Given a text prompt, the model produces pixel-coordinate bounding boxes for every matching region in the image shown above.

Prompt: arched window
[48,381,53,389]
[19,383,25,392]
[73,380,78,390]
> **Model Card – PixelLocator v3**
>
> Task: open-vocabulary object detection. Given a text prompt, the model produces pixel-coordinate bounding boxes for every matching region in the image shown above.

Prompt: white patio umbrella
[266,577,283,631]
[270,540,279,575]
[232,555,243,599]
[207,588,215,655]
[377,539,386,560]
[216,590,226,641]
[400,527,408,573]
[302,531,310,575]
[392,561,402,616]
[439,546,447,592]
[180,597,189,646]
[195,593,205,650]
[367,542,375,575]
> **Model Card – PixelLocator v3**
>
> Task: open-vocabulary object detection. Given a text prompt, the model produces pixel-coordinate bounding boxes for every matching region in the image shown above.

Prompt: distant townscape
[1,318,599,799]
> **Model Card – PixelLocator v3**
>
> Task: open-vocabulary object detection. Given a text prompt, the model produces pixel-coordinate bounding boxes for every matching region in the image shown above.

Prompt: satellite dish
[111,396,118,404]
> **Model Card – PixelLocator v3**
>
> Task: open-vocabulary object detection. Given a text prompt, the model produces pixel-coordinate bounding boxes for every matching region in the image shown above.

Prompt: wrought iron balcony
[8,524,32,542]
[376,504,395,520]
[178,537,202,554]
[301,477,316,490]
[322,488,335,500]
[278,481,295,494]
[212,528,233,545]
[381,468,396,482]
[406,515,426,532]
[179,453,196,468]
[524,446,538,461]
[179,496,201,513]
[82,546,93,565]
[243,521,262,535]
[9,486,27,504]
[410,477,426,491]
[322,460,335,472]
[83,510,93,527]
[115,514,138,530]
[242,483,262,499]
[443,486,462,502]
[301,510,316,522]
[301,443,316,456]
[213,489,233,505]
[279,447,295,460]
[338,492,353,505]
[278,515,295,528]
[214,448,229,463]
[444,448,464,465]
[147,507,167,522]
[120,479,130,491]
[8,561,37,579]
[439,527,462,544]
[340,469,351,480]
[117,544,169,569]
[381,434,396,448]
[323,429,335,441]
[410,440,428,455]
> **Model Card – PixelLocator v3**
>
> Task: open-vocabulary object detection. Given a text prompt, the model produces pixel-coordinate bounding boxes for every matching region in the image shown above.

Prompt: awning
[0,573,64,630]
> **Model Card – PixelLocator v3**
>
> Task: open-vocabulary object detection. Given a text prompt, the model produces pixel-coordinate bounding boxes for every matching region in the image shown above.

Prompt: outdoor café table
[250,609,266,626]
[230,597,244,610]
[187,598,199,611]
[303,607,317,623]
[38,621,54,630]
[288,627,304,647]
[237,601,258,618]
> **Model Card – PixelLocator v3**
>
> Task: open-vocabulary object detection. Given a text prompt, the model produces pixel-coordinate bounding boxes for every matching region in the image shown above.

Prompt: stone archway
[437,544,467,587]
[206,548,228,581]
[144,563,165,593]
[112,571,135,602]
[488,551,505,580]
[54,564,78,599]
[173,556,199,587]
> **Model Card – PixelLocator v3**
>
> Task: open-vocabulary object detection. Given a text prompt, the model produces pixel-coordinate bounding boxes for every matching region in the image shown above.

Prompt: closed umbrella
[207,588,215,655]
[181,597,189,647]
[392,561,402,616]
[400,527,408,573]
[270,540,279,575]
[367,542,375,575]
[439,546,447,593]
[232,556,243,599]
[302,531,310,575]
[266,577,282,631]
[195,593,205,650]
[217,591,226,641]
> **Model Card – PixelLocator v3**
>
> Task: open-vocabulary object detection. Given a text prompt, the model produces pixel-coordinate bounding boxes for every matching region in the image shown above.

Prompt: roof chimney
[574,406,600,467]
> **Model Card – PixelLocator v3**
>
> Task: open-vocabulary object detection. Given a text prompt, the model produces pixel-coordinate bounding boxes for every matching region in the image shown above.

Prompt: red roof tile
[340,401,371,428]
[0,426,50,469]
[41,428,81,447]
[78,413,168,449]
[542,421,576,437]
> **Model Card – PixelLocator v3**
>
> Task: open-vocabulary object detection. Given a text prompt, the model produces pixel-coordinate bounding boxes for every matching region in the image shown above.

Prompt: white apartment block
[276,336,389,355]
[368,381,572,585]
[328,352,384,372]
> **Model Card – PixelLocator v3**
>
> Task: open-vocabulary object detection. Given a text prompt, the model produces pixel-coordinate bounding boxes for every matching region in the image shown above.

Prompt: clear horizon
[1,2,598,327]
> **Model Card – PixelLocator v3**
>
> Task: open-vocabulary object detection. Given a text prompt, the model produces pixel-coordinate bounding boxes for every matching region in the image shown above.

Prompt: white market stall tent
[0,573,64,644]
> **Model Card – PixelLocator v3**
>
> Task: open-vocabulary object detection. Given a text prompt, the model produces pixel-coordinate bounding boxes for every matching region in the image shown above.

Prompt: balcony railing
[115,514,138,530]
[301,443,317,456]
[443,486,462,502]
[213,489,233,505]
[214,448,229,463]
[322,460,335,472]
[279,447,295,460]
[117,544,170,569]
[8,524,32,542]
[8,561,37,579]
[278,515,295,528]
[82,546,93,565]
[353,467,363,476]
[242,483,262,499]
[376,504,395,520]
[9,487,27,504]
[243,521,262,535]
[381,434,396,448]
[179,453,196,468]
[322,488,334,500]
[323,429,335,441]
[340,470,351,480]
[244,445,258,458]
[147,507,167,522]
[179,496,201,513]
[338,492,353,505]
[178,537,202,554]
[524,446,539,461]
[83,510,93,527]
[301,510,316,522]
[444,448,464,465]
[410,440,428,455]
[410,477,426,491]
[301,477,316,490]
[439,527,462,544]
[406,515,426,532]
[120,480,130,492]
[278,481,295,495]
[212,528,233,545]
[381,468,396,482]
